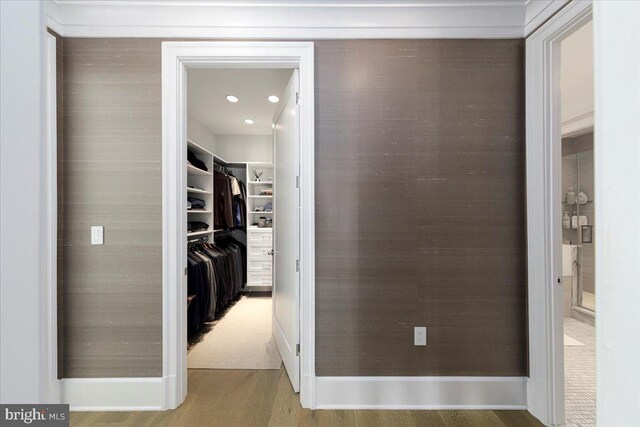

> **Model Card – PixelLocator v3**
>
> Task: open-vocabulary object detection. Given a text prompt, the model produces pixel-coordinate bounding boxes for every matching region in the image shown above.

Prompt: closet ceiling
[188,68,292,136]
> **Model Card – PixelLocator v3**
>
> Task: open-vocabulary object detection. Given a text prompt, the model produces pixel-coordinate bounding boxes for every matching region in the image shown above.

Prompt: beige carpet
[188,295,282,370]
[564,334,585,347]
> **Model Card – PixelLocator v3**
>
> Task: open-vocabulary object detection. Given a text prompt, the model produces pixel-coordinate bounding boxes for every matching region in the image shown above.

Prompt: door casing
[161,41,315,409]
[525,2,592,425]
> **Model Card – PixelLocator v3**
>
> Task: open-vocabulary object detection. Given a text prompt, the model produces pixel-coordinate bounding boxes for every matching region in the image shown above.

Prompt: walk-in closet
[183,68,293,371]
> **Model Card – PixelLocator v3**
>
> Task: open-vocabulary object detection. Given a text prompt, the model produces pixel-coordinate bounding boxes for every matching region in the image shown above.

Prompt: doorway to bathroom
[559,17,596,427]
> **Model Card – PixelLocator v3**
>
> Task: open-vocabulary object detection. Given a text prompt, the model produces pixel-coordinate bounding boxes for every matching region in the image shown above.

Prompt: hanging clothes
[186,236,247,332]
[214,170,235,229]
[214,169,247,230]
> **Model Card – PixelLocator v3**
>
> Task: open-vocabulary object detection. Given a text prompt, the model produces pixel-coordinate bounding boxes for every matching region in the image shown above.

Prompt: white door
[272,69,300,392]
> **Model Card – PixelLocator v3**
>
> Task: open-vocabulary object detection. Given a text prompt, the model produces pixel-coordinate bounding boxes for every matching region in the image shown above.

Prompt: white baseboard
[61,377,165,411]
[60,375,527,411]
[313,376,528,410]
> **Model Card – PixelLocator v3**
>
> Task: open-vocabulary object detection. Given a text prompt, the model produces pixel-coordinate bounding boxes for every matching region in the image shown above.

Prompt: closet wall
[60,38,526,378]
[188,114,217,153]
[215,135,273,163]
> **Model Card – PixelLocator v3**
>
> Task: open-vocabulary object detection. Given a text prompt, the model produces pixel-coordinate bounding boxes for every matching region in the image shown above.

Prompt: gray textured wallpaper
[60,38,527,378]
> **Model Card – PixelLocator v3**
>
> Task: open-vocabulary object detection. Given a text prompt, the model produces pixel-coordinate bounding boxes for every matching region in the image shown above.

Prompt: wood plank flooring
[70,368,543,426]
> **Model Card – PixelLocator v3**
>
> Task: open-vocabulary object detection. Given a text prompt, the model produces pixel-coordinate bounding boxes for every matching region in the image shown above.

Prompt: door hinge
[296,343,300,356]
[296,259,300,272]
[296,92,300,105]
[296,175,300,188]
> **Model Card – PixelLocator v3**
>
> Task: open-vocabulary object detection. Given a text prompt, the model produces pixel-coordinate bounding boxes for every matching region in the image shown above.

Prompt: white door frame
[525,1,592,425]
[161,41,315,410]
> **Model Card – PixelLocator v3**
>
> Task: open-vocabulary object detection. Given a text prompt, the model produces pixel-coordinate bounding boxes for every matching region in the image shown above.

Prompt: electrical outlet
[414,326,427,346]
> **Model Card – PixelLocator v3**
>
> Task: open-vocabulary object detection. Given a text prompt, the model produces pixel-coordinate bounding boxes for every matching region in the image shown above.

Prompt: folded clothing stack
[259,188,273,196]
[188,221,209,232]
[188,197,206,210]
[187,149,208,172]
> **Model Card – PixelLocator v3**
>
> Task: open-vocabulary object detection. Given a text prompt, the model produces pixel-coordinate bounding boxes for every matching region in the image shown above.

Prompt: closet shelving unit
[186,148,274,290]
[187,140,214,239]
[246,162,274,289]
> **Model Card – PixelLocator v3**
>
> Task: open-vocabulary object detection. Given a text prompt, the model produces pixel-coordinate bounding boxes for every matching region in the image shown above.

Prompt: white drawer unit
[249,256,273,271]
[248,271,272,286]
[249,229,272,243]
[250,244,272,257]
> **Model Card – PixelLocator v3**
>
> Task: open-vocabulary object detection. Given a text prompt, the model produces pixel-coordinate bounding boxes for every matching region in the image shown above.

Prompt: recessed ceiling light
[225,95,239,103]
[244,119,254,125]
[267,95,280,103]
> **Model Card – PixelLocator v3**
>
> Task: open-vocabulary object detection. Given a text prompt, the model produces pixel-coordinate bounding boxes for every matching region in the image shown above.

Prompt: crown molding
[525,0,570,36]
[46,0,527,38]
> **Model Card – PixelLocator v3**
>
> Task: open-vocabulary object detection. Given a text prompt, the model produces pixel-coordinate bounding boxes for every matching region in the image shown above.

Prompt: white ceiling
[188,68,292,136]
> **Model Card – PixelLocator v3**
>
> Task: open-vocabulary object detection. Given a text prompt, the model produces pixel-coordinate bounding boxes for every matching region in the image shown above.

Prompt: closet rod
[213,163,232,174]
[214,229,234,238]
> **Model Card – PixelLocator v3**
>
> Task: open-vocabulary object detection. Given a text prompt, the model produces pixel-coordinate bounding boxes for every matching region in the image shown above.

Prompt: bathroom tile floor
[563,317,596,427]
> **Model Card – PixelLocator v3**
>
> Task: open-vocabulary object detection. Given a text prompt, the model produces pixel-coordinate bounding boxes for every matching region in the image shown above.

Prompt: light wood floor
[70,368,543,426]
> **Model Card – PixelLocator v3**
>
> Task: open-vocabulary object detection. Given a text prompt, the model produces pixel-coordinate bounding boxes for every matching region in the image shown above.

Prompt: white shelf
[187,139,214,245]
[248,181,273,185]
[247,162,273,166]
[250,211,273,214]
[249,195,272,198]
[187,164,211,176]
[187,187,211,195]
[187,230,213,238]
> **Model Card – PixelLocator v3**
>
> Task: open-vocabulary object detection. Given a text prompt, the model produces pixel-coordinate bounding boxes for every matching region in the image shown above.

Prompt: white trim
[46,0,526,38]
[561,111,594,137]
[525,1,592,425]
[524,0,570,36]
[162,41,315,410]
[313,376,527,410]
[44,30,60,404]
[61,378,165,411]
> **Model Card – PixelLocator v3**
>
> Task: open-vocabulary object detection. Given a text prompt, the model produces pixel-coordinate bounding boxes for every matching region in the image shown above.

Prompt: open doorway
[559,19,596,427]
[185,68,292,373]
[161,42,315,410]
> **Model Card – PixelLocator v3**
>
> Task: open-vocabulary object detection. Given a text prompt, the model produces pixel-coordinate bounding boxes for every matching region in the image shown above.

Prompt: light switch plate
[414,326,427,346]
[91,226,104,245]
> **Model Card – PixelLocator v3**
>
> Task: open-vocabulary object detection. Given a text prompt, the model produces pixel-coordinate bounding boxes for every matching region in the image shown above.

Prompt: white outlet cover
[414,326,427,346]
[91,226,104,245]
